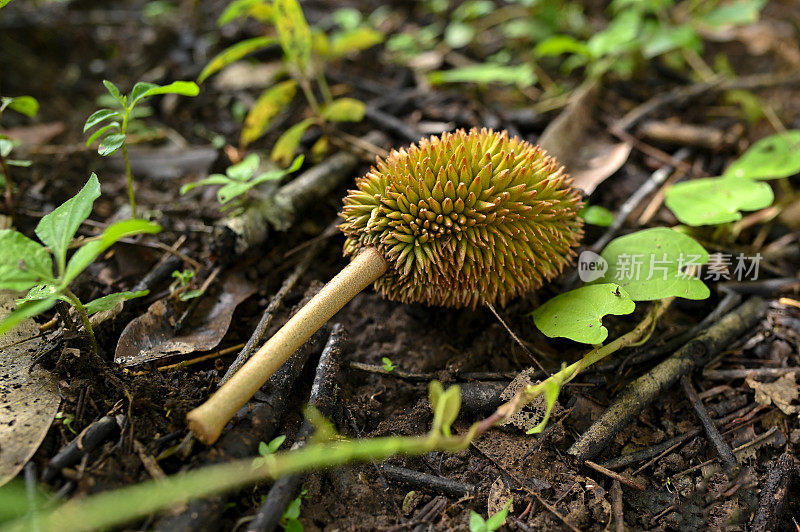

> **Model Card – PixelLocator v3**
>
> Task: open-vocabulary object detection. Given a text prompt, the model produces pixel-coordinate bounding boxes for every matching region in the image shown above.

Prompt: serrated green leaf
[592,227,710,301]
[84,290,149,315]
[0,297,57,337]
[3,96,39,117]
[665,176,774,226]
[723,130,800,180]
[63,219,161,284]
[532,283,635,344]
[131,81,199,104]
[102,80,126,107]
[274,0,312,73]
[271,118,314,166]
[98,133,126,156]
[0,231,54,291]
[322,98,365,123]
[579,205,614,226]
[35,174,100,276]
[84,109,121,132]
[329,27,383,58]
[85,123,121,147]
[217,0,272,26]
[241,80,297,147]
[198,37,278,84]
[428,63,536,88]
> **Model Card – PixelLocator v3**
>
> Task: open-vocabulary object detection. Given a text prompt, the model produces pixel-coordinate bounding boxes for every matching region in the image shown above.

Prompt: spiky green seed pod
[340,128,584,309]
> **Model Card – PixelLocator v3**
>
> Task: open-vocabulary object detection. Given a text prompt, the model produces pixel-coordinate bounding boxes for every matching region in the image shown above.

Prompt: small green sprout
[54,412,77,435]
[198,0,382,161]
[0,174,160,357]
[469,499,513,532]
[83,80,199,218]
[252,434,287,469]
[280,488,308,532]
[579,204,615,227]
[381,356,396,372]
[180,153,304,213]
[170,269,204,301]
[0,95,39,214]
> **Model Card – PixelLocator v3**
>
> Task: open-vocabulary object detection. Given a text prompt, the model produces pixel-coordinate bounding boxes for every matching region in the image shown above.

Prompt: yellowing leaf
[271,118,314,166]
[241,80,298,147]
[329,27,384,58]
[198,37,277,83]
[273,0,312,73]
[322,98,365,122]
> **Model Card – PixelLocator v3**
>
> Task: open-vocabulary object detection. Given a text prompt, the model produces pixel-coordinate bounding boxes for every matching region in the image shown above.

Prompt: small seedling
[280,488,308,532]
[469,499,513,532]
[0,95,39,215]
[198,0,383,161]
[54,412,77,435]
[187,128,583,443]
[169,269,205,301]
[0,174,160,357]
[252,434,286,468]
[83,80,199,218]
[180,153,304,213]
[381,357,396,372]
[579,204,614,227]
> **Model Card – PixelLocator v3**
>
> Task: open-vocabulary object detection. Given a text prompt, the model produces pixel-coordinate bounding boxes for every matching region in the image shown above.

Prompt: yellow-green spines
[340,128,584,308]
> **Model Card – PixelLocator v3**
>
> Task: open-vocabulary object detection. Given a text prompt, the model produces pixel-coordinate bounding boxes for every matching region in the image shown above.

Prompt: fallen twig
[681,376,738,473]
[378,464,475,499]
[750,452,797,532]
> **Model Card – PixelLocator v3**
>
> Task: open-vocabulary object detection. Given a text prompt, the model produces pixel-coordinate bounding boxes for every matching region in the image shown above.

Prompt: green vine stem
[62,288,99,360]
[121,110,137,218]
[495,297,675,424]
[0,150,14,218]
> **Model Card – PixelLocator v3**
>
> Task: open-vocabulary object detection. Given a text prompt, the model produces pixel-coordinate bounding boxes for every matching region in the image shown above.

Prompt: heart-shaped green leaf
[665,176,774,226]
[591,227,710,301]
[723,130,800,180]
[532,283,635,344]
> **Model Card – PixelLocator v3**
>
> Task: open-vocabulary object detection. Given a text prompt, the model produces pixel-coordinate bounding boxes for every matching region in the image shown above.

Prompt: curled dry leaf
[747,372,799,416]
[538,80,632,195]
[0,291,60,487]
[114,272,256,367]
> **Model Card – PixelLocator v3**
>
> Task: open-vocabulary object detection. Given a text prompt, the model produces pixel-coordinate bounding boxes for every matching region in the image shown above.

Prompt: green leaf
[592,227,710,301]
[0,231,54,290]
[84,109,121,132]
[699,0,766,28]
[587,10,641,58]
[438,384,461,437]
[329,27,384,57]
[64,219,161,284]
[217,0,272,26]
[271,118,314,166]
[642,24,701,59]
[3,96,39,117]
[102,80,126,107]
[217,182,255,204]
[178,289,205,301]
[131,81,200,104]
[444,21,475,48]
[526,378,561,434]
[16,284,60,305]
[428,64,536,88]
[98,133,126,156]
[723,130,800,180]
[0,298,57,337]
[283,495,302,520]
[266,434,286,453]
[0,138,16,157]
[84,290,149,315]
[35,174,101,276]
[532,284,635,344]
[85,123,121,147]
[180,174,232,195]
[273,0,312,73]
[534,35,590,57]
[665,176,774,226]
[321,98,365,123]
[485,499,513,531]
[0,0,13,9]
[198,37,278,83]
[241,80,298,147]
[469,511,487,532]
[579,205,614,226]
[227,154,261,181]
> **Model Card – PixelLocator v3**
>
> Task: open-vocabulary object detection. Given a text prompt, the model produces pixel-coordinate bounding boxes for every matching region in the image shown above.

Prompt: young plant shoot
[187,128,584,443]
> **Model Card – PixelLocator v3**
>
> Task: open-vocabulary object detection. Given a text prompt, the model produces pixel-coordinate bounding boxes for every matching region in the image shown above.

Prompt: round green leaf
[321,97,366,123]
[665,176,773,226]
[532,283,635,344]
[592,227,710,301]
[580,205,614,226]
[4,96,39,118]
[723,130,800,180]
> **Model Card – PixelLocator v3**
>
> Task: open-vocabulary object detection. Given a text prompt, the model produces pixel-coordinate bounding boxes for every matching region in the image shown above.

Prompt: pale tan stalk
[187,247,388,444]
